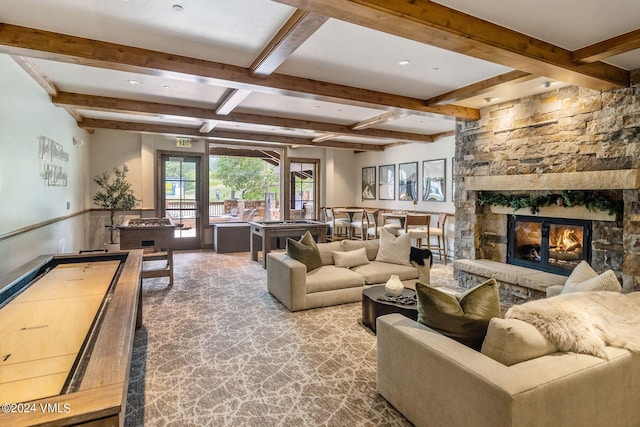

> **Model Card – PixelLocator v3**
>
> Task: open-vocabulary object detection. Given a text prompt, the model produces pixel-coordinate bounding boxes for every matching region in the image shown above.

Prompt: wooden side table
[361,285,418,333]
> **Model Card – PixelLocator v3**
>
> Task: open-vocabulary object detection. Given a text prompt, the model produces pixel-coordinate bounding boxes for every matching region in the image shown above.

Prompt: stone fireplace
[453,84,640,297]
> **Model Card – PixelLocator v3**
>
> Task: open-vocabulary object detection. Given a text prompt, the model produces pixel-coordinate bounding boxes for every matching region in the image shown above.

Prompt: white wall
[353,136,456,254]
[0,54,91,273]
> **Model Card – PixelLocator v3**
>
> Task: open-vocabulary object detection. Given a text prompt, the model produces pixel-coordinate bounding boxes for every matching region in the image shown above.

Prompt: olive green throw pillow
[416,279,501,351]
[286,231,322,272]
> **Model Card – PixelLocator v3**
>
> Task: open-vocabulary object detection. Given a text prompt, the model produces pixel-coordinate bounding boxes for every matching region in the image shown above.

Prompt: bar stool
[428,213,449,264]
[397,214,431,248]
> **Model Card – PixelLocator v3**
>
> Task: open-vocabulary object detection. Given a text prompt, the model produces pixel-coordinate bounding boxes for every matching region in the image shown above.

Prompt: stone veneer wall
[454,85,640,292]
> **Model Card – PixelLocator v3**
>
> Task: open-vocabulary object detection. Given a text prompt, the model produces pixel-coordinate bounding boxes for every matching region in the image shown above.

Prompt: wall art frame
[378,164,395,200]
[362,166,376,200]
[422,158,446,202]
[398,161,418,201]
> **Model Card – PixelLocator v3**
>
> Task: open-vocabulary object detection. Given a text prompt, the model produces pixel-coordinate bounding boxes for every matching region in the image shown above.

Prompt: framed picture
[378,164,395,200]
[361,166,376,200]
[398,162,418,201]
[451,157,456,202]
[422,159,446,202]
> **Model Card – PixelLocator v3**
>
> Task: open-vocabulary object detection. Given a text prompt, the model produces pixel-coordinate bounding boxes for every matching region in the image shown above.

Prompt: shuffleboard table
[0,250,143,426]
[248,220,328,268]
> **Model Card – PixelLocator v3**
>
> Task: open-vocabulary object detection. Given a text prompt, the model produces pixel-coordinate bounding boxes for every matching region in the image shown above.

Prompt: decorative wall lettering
[39,136,69,187]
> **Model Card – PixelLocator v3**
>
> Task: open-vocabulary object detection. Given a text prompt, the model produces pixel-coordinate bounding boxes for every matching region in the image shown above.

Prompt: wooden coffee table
[361,285,418,333]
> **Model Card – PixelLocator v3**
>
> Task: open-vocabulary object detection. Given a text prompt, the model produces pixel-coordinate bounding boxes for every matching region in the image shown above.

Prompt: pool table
[248,220,328,268]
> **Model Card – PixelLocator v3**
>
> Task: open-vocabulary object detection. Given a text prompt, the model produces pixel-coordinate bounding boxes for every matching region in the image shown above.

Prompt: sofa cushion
[333,247,369,268]
[352,261,418,285]
[562,269,622,294]
[306,265,365,293]
[481,318,558,366]
[341,239,379,261]
[286,231,322,272]
[375,228,411,266]
[416,279,501,351]
[317,241,343,265]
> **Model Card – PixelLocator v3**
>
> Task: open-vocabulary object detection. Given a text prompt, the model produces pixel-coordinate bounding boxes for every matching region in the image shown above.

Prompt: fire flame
[556,228,581,252]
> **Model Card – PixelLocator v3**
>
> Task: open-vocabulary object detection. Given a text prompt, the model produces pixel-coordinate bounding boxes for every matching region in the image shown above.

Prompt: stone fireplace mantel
[465,169,640,191]
[489,205,616,221]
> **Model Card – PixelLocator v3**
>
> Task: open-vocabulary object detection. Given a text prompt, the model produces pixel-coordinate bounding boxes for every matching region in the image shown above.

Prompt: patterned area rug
[125,250,456,426]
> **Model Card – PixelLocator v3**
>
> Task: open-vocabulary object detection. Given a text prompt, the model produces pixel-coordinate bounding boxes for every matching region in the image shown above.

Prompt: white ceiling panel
[35,59,229,107]
[0,0,295,66]
[375,115,455,134]
[278,18,513,99]
[238,91,387,125]
[435,0,640,51]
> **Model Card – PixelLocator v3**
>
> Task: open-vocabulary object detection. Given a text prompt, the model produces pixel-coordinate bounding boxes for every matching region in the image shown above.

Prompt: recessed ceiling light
[127,79,140,85]
[432,67,440,71]
[173,4,183,12]
[543,81,552,88]
[484,97,493,103]
[312,105,321,110]
[163,85,171,89]
[398,60,411,66]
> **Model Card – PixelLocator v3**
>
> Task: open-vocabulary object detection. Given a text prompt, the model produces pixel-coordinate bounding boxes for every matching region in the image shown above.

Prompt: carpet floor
[124,250,457,426]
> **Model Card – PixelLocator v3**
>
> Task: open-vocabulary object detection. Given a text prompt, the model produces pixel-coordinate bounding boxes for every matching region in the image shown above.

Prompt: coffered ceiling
[0,0,639,151]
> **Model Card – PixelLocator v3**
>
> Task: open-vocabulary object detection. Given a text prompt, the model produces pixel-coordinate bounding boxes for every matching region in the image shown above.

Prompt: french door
[159,153,204,249]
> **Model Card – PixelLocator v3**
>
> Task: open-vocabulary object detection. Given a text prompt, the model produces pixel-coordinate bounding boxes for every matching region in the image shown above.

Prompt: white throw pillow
[332,247,370,268]
[562,269,622,294]
[375,228,411,266]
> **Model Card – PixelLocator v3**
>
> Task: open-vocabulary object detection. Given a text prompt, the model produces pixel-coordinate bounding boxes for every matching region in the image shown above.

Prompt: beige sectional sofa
[377,291,640,427]
[266,239,431,311]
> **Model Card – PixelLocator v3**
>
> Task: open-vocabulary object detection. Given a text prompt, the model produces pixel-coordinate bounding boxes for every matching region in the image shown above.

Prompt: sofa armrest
[266,252,308,311]
[546,284,564,297]
[377,313,639,427]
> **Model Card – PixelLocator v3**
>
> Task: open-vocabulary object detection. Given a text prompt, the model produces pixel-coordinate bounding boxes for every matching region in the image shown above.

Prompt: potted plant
[93,165,140,247]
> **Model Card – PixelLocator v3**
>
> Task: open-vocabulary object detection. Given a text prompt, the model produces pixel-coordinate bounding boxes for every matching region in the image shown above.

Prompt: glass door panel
[161,154,201,249]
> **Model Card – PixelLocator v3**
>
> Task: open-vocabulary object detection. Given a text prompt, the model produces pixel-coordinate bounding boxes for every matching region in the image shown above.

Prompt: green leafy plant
[93,165,140,243]
[478,190,622,217]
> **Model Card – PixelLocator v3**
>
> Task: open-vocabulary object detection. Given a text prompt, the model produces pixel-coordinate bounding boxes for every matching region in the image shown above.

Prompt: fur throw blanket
[506,292,640,359]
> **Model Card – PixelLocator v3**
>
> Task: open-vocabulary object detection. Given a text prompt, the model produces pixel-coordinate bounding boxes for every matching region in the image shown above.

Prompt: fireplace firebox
[507,215,592,276]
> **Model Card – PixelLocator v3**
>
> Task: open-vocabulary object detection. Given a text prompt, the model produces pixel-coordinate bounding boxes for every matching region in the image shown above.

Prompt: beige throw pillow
[562,270,621,294]
[481,318,558,366]
[332,247,370,268]
[562,261,621,294]
[375,228,411,266]
[563,261,598,288]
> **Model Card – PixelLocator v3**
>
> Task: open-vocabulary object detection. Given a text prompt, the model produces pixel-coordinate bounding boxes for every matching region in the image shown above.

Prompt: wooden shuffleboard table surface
[0,260,119,405]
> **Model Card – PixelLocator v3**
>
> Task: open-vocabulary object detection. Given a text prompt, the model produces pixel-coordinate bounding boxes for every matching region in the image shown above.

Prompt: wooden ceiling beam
[251,9,328,76]
[351,112,403,130]
[426,70,535,106]
[274,0,629,91]
[78,118,385,151]
[0,23,477,120]
[11,55,82,121]
[572,28,640,64]
[215,88,252,115]
[52,91,441,142]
